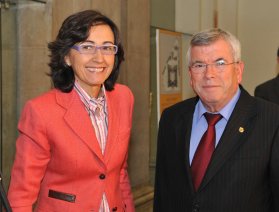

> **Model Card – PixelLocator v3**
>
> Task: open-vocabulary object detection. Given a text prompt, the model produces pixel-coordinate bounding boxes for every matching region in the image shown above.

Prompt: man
[153,28,279,212]
[254,47,279,105]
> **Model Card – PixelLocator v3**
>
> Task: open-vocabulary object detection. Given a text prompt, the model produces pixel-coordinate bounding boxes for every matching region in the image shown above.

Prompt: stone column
[123,0,153,211]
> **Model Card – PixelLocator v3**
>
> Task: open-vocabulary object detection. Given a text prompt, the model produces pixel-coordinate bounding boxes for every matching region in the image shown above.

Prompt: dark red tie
[191,113,222,191]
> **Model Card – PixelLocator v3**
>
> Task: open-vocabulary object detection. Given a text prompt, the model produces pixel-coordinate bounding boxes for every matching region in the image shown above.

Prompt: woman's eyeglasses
[72,42,118,55]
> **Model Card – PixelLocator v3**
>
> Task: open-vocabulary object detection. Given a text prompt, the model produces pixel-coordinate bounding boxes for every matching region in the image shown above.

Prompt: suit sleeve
[254,85,267,100]
[270,125,279,209]
[254,86,262,97]
[119,88,135,212]
[8,101,51,212]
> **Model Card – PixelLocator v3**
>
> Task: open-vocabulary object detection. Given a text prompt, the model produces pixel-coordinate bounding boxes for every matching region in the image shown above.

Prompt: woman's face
[65,24,115,97]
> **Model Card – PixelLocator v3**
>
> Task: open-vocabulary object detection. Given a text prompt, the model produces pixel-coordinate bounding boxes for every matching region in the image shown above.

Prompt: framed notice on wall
[156,29,183,120]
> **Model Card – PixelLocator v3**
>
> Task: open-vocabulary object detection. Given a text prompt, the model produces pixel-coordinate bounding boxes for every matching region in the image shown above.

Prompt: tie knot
[204,113,222,126]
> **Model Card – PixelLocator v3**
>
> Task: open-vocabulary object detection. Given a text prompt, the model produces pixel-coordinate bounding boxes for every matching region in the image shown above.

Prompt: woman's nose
[92,49,104,62]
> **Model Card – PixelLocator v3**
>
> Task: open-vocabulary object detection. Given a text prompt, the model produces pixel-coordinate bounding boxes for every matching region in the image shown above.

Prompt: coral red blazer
[8,84,135,212]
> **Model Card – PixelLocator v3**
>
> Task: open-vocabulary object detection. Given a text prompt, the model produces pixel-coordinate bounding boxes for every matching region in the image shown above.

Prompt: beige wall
[238,0,279,94]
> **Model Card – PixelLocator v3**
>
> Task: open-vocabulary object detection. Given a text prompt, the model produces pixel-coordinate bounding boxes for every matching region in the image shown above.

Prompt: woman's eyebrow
[83,40,114,45]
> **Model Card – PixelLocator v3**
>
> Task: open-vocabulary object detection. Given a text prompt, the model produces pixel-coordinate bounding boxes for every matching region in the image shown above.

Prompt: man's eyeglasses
[189,60,239,73]
[72,42,118,55]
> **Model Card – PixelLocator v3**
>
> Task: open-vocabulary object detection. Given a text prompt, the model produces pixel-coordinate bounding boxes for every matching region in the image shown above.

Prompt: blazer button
[99,174,106,180]
[112,207,117,211]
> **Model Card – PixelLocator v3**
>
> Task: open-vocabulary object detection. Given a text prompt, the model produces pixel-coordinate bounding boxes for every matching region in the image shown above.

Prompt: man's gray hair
[187,28,241,66]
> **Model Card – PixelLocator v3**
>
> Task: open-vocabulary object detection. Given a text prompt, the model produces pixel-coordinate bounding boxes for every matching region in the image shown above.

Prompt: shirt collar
[74,81,106,112]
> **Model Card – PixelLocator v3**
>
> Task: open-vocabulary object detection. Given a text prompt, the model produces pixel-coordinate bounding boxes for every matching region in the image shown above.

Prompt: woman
[8,10,135,212]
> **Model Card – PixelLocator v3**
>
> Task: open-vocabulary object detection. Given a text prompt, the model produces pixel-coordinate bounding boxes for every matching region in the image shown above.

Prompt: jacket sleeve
[270,125,279,210]
[8,101,51,212]
[254,85,267,100]
[119,154,135,212]
[153,110,168,212]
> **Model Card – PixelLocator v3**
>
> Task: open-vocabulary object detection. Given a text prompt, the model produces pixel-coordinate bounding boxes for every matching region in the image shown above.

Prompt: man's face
[189,39,244,112]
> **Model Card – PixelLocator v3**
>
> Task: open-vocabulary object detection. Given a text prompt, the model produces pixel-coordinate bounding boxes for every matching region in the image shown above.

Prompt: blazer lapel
[199,88,258,190]
[103,90,120,164]
[56,89,104,162]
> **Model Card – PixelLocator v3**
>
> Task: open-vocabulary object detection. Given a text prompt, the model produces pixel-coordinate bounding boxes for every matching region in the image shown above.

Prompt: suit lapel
[103,90,120,164]
[199,88,258,191]
[183,112,197,193]
[176,110,193,167]
[174,98,197,192]
[56,89,104,162]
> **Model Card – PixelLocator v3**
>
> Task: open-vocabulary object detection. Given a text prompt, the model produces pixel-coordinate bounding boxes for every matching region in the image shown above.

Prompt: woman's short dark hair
[48,10,124,92]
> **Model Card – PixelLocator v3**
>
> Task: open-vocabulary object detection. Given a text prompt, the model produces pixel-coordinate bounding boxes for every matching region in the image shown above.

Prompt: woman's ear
[64,56,71,66]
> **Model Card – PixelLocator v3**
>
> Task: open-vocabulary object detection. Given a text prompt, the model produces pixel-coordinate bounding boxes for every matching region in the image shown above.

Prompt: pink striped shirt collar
[73,81,107,114]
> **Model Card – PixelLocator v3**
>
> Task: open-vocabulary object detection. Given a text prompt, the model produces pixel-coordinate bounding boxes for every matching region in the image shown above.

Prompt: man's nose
[204,64,217,76]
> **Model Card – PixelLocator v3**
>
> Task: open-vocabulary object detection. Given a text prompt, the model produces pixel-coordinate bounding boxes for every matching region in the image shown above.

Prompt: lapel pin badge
[239,127,244,133]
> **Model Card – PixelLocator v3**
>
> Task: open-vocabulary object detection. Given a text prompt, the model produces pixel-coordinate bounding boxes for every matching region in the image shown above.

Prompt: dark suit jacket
[154,87,279,212]
[254,75,279,105]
